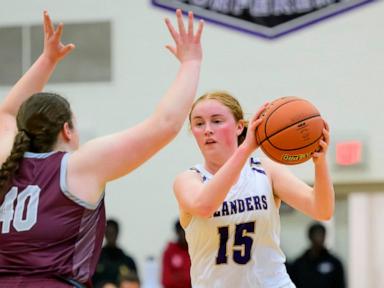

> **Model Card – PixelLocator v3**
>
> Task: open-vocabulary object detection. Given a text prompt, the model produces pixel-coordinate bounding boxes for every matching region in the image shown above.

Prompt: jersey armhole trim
[60,153,100,210]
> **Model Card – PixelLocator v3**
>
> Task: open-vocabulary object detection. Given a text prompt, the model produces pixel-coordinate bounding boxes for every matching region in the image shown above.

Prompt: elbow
[197,207,216,218]
[314,214,332,221]
[157,116,183,139]
[186,201,218,219]
[313,207,334,221]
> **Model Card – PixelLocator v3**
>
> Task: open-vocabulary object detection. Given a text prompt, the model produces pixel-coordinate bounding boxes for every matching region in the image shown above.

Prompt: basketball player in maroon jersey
[0,10,204,287]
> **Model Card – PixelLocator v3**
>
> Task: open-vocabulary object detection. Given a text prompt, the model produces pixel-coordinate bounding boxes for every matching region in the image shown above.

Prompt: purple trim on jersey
[250,157,266,175]
[251,167,266,175]
[189,167,207,182]
[250,157,261,165]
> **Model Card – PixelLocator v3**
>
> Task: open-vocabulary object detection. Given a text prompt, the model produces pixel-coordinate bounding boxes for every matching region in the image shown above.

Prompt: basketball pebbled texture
[256,96,324,165]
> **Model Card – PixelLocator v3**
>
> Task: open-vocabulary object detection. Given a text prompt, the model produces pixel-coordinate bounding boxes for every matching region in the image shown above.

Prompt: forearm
[312,158,334,220]
[154,60,201,132]
[196,144,253,216]
[1,54,57,116]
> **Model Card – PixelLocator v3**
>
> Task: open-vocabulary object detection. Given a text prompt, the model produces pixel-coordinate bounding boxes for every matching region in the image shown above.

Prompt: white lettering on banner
[250,0,270,17]
[232,0,250,16]
[176,0,341,16]
[159,0,374,39]
[273,0,294,16]
[210,0,231,13]
[315,0,336,8]
[296,0,314,13]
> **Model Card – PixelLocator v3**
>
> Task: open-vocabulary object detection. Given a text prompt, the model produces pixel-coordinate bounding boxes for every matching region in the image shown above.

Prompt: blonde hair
[189,91,248,145]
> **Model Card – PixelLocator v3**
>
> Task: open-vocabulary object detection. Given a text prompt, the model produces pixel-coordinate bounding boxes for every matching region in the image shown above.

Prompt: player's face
[190,99,243,160]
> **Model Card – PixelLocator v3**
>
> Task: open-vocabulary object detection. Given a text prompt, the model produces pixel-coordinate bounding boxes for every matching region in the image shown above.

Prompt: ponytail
[0,131,31,198]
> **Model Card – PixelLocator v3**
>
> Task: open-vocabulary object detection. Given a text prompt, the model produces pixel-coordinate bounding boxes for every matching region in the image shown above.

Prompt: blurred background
[0,1,383,287]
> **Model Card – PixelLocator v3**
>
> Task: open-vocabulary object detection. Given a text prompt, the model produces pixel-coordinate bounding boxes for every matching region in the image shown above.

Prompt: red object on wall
[336,141,362,166]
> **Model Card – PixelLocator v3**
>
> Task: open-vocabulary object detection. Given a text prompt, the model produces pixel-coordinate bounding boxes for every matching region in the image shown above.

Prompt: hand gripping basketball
[255,96,325,165]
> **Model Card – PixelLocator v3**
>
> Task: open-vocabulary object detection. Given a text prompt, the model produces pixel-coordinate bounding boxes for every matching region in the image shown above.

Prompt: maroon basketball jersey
[0,151,106,287]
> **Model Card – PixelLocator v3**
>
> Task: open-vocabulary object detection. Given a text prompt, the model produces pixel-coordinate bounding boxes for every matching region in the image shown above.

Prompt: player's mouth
[205,138,217,145]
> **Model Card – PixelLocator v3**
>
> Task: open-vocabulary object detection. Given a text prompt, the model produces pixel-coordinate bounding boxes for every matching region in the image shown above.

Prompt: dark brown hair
[0,92,73,197]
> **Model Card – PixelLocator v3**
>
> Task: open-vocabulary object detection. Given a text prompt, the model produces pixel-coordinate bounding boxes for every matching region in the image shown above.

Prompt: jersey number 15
[216,221,255,265]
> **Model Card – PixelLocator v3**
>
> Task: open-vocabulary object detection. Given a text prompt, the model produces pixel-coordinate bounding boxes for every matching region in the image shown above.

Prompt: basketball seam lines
[258,98,303,144]
[258,114,321,146]
[265,133,323,151]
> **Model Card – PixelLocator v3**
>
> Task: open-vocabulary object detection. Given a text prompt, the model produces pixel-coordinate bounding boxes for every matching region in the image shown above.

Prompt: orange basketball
[255,96,324,165]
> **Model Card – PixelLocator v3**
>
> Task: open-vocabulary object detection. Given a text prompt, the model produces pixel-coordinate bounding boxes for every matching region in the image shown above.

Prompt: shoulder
[174,168,203,186]
[292,250,310,265]
[260,156,282,172]
[123,253,136,264]
[328,251,343,265]
[259,156,293,180]
[164,241,177,251]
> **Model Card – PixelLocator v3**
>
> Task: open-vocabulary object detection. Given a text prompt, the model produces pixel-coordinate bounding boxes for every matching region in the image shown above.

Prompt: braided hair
[0,92,73,198]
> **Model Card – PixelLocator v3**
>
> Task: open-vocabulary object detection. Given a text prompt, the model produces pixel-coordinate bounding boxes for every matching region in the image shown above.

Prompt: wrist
[39,53,60,67]
[237,142,254,157]
[313,156,327,167]
[180,59,202,67]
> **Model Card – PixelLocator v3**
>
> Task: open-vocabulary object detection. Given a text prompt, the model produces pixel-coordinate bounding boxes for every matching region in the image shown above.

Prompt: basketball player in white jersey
[173,91,334,288]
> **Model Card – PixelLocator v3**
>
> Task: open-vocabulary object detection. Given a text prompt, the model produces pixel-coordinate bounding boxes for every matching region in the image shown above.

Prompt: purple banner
[152,0,376,39]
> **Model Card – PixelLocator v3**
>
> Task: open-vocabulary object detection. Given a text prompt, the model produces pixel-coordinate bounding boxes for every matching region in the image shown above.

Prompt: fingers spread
[43,11,54,37]
[165,18,179,44]
[188,11,194,37]
[61,43,76,57]
[165,45,177,55]
[195,20,204,42]
[176,9,186,38]
[53,23,64,42]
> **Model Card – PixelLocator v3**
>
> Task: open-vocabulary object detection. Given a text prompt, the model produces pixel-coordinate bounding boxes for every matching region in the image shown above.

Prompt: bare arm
[174,104,268,217]
[0,11,74,164]
[67,10,204,203]
[0,12,74,117]
[266,122,334,220]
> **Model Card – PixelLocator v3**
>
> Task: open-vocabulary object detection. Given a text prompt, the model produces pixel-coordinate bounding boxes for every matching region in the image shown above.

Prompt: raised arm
[0,11,74,164]
[265,121,334,220]
[67,10,204,203]
[0,12,75,117]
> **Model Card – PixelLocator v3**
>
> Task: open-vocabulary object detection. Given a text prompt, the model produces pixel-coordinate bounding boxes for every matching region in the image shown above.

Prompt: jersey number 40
[0,185,40,234]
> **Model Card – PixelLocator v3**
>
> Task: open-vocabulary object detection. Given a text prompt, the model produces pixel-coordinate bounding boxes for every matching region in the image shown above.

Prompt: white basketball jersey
[185,157,295,288]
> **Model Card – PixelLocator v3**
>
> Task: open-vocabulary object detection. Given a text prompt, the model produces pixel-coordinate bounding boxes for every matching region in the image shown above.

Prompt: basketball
[255,96,324,165]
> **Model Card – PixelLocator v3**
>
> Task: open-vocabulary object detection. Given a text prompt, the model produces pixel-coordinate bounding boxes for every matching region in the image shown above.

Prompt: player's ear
[61,122,73,141]
[236,120,245,136]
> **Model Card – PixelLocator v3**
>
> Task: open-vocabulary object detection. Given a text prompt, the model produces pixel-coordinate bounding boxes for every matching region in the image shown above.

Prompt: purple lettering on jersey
[213,195,268,218]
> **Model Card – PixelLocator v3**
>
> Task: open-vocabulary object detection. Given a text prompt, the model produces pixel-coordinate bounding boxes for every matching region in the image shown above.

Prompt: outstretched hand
[164,9,204,63]
[241,102,269,153]
[43,11,75,63]
[312,120,330,164]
